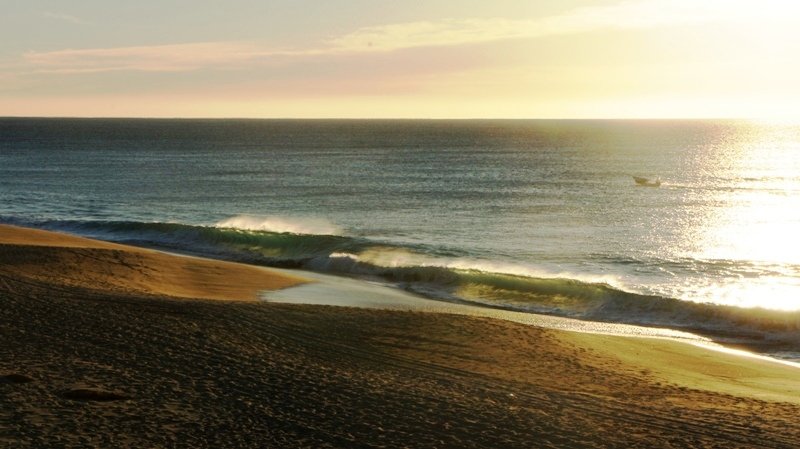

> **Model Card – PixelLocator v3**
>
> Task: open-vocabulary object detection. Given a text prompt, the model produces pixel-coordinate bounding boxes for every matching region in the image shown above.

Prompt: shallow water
[262,268,709,341]
[262,269,800,368]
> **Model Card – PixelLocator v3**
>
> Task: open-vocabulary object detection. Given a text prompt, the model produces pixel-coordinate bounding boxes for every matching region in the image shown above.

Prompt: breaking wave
[215,215,341,236]
[6,216,800,348]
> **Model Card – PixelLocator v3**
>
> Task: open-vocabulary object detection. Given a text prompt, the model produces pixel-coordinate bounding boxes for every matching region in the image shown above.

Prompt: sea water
[1,118,799,356]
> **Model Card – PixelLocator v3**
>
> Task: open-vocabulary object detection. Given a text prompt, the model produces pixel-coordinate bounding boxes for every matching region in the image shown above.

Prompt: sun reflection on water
[679,123,800,310]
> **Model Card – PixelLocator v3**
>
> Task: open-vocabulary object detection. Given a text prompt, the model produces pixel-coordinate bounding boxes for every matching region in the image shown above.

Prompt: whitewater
[2,118,799,359]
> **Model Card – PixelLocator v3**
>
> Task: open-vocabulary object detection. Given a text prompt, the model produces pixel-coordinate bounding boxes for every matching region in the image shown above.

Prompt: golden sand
[1,225,798,448]
[0,224,306,301]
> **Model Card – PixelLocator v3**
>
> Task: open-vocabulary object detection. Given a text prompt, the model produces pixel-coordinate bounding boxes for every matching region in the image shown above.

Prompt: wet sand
[2,224,799,448]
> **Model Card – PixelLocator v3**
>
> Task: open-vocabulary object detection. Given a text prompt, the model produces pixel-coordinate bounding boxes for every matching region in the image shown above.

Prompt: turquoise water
[2,118,799,353]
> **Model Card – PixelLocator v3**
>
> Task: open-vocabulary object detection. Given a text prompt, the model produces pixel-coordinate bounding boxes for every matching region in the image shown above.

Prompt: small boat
[633,176,661,187]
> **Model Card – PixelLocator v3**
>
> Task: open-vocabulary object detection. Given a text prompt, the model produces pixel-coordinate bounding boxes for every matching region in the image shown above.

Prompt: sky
[1,0,800,119]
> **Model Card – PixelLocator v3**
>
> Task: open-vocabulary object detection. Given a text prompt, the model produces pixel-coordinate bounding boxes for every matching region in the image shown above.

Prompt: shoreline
[11,218,800,361]
[3,224,800,447]
[262,268,800,371]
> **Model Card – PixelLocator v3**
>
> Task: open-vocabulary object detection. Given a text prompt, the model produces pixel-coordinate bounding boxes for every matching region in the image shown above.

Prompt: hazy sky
[2,0,799,118]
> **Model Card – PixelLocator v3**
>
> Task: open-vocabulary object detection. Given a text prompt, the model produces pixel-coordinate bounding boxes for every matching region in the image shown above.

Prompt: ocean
[2,118,799,358]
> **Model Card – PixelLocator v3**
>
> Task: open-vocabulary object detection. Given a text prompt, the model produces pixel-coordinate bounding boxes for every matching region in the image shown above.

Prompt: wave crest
[215,215,341,236]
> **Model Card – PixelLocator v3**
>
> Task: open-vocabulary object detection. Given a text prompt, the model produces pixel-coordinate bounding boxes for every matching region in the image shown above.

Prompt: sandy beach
[2,224,800,448]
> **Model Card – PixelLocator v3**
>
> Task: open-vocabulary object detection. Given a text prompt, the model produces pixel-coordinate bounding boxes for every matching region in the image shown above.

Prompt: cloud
[326,0,787,53]
[327,18,535,53]
[22,0,793,74]
[24,42,277,74]
[43,11,89,25]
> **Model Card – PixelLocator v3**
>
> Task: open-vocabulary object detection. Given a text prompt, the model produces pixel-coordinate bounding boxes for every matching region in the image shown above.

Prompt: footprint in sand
[61,387,132,402]
[0,373,35,384]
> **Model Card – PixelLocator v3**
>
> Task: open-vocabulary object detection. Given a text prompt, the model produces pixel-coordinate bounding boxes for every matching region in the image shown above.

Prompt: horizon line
[0,115,760,121]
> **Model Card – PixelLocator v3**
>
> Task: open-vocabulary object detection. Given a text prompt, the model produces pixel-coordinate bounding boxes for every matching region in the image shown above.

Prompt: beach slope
[1,225,799,448]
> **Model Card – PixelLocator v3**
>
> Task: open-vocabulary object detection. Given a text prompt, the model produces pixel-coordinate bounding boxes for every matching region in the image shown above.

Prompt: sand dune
[0,224,306,301]
[1,225,799,448]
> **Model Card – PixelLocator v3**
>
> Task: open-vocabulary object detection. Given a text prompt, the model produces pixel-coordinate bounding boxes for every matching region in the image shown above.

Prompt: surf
[7,215,799,357]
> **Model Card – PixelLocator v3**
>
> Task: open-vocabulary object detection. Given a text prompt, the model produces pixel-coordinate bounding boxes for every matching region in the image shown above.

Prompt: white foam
[215,215,341,235]
[342,247,626,287]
